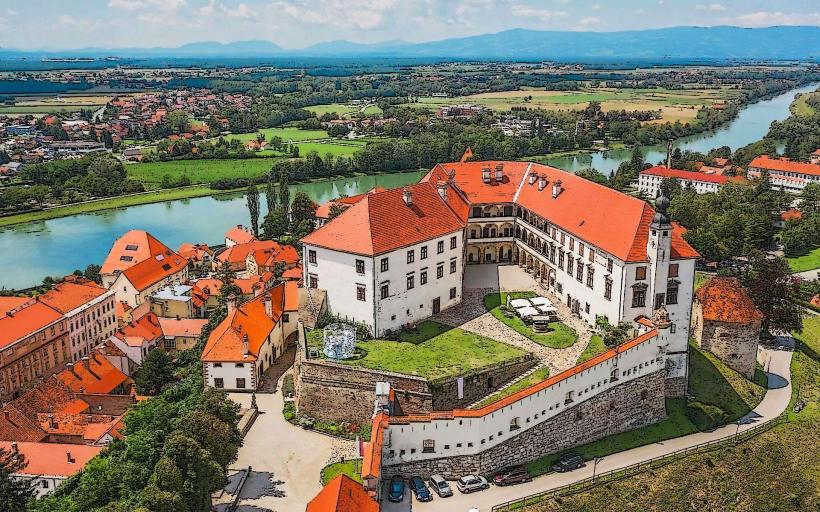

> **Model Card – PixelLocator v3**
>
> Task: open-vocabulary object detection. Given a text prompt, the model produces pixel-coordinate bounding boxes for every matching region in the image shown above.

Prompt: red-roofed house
[692,277,762,378]
[747,155,820,193]
[109,311,164,365]
[225,225,256,247]
[201,284,289,391]
[1,441,102,497]
[314,187,386,227]
[38,276,117,363]
[638,165,745,196]
[306,474,378,512]
[57,353,132,395]
[110,247,189,308]
[177,243,213,268]
[215,240,281,273]
[245,242,300,276]
[302,160,697,395]
[100,230,174,287]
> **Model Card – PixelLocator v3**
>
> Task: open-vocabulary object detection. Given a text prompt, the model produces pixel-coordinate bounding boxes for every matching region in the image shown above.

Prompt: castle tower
[646,196,688,396]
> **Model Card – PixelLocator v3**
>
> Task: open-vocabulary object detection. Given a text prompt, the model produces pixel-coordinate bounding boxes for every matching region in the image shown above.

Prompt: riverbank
[0,185,232,228]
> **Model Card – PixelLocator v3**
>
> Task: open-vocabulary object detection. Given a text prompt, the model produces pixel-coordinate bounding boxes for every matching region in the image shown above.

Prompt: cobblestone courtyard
[433,264,593,374]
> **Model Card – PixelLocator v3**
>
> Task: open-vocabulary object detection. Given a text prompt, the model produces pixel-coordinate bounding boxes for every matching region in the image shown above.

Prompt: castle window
[586,267,594,288]
[456,443,462,448]
[510,417,521,431]
[607,258,613,272]
[406,275,414,291]
[407,250,414,264]
[308,250,317,264]
[356,285,366,301]
[564,391,574,405]
[604,277,613,301]
[421,246,428,259]
[420,270,428,285]
[437,240,444,254]
[668,263,679,278]
[635,266,647,280]
[567,258,574,276]
[380,283,389,299]
[667,284,679,305]
[632,288,646,308]
[450,236,457,249]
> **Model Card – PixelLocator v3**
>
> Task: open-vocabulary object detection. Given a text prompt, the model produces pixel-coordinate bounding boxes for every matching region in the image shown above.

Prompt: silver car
[430,474,453,497]
[456,474,489,493]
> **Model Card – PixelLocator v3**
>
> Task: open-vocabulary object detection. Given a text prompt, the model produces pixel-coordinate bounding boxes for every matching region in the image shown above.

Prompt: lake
[0,82,816,290]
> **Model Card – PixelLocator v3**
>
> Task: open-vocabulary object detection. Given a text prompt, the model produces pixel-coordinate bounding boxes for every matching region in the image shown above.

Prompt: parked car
[552,452,585,473]
[456,474,489,493]
[493,466,532,486]
[409,475,433,502]
[388,475,405,502]
[430,474,453,497]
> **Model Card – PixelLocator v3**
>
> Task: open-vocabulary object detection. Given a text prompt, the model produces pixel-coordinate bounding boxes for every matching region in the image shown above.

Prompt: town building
[156,316,208,354]
[304,161,698,396]
[37,277,117,362]
[0,297,70,402]
[225,225,256,247]
[149,284,207,319]
[100,230,176,287]
[1,441,102,497]
[637,166,743,196]
[214,239,293,274]
[109,247,189,308]
[177,243,213,269]
[314,187,385,227]
[692,277,762,379]
[109,312,164,365]
[747,155,820,194]
[201,283,295,392]
[56,354,132,395]
[301,182,468,337]
[306,474,378,512]
[245,242,300,276]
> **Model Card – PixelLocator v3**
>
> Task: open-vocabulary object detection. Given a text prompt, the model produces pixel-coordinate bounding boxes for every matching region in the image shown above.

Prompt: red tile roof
[37,278,109,314]
[695,277,763,324]
[284,281,299,312]
[249,243,300,268]
[56,354,131,395]
[100,230,172,276]
[0,406,47,442]
[362,412,388,481]
[217,240,280,265]
[749,155,820,177]
[115,311,164,347]
[0,299,63,350]
[121,249,188,292]
[201,284,285,363]
[301,182,465,256]
[423,161,529,204]
[157,317,208,338]
[641,166,732,185]
[670,223,700,260]
[315,187,386,220]
[780,208,802,222]
[307,474,379,512]
[0,441,101,477]
[225,225,256,245]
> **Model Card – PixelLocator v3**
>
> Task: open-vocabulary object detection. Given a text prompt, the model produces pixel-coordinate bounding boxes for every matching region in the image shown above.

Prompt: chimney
[495,163,504,182]
[242,333,249,357]
[552,179,563,198]
[82,356,90,372]
[481,165,491,183]
[11,442,17,455]
[67,362,79,378]
[227,294,237,315]
[402,187,413,206]
[437,181,448,201]
[4,410,16,428]
[538,175,548,191]
[48,414,57,429]
[263,294,272,318]
[67,451,75,464]
[528,173,538,185]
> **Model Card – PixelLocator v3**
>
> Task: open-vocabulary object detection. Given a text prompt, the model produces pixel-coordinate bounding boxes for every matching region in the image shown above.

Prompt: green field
[304,103,383,117]
[126,158,282,186]
[787,247,820,273]
[518,318,820,512]
[0,185,226,228]
[294,142,361,157]
[472,366,552,409]
[484,291,578,349]
[222,127,329,143]
[790,90,819,116]
[320,459,363,486]
[524,342,768,479]
[306,320,528,380]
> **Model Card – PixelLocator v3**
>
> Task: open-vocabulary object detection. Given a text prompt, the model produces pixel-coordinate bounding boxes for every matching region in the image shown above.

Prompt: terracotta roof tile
[307,474,379,512]
[37,278,109,314]
[56,354,131,395]
[695,277,763,324]
[750,155,820,177]
[121,249,187,292]
[0,299,63,349]
[0,441,101,477]
[101,230,171,276]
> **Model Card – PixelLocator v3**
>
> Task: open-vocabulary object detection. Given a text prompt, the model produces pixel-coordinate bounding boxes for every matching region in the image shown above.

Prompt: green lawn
[126,158,282,185]
[306,320,528,380]
[320,459,363,486]
[295,142,362,157]
[787,247,820,273]
[472,367,551,409]
[525,342,768,478]
[0,185,227,228]
[484,292,578,349]
[575,335,606,365]
[790,91,819,116]
[222,127,328,142]
[304,103,383,117]
[518,312,820,512]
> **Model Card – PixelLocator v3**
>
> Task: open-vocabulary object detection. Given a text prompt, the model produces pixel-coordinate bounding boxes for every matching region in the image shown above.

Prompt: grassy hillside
[522,317,820,512]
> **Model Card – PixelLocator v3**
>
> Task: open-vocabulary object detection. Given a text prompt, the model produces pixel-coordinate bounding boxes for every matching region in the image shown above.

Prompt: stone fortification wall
[382,369,667,479]
[695,318,759,379]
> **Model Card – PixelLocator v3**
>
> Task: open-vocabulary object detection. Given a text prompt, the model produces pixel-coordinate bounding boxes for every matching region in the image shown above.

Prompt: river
[0,83,816,290]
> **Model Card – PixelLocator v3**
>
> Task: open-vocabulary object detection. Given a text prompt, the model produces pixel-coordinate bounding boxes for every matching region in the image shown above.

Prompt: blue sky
[3,0,819,49]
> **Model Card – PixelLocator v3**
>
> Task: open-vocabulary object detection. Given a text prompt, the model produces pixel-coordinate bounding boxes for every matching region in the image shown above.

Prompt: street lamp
[734,421,741,444]
[592,457,603,483]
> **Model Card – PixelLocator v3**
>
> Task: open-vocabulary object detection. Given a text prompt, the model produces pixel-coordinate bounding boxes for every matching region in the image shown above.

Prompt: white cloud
[511,5,568,21]
[591,3,601,10]
[579,16,601,26]
[271,0,396,31]
[735,11,820,27]
[109,0,186,11]
[696,3,726,12]
[54,14,94,30]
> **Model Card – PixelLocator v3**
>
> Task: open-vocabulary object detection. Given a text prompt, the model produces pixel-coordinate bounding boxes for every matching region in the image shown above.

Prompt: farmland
[304,102,383,117]
[220,127,329,143]
[0,94,116,116]
[404,86,739,123]
[126,158,282,186]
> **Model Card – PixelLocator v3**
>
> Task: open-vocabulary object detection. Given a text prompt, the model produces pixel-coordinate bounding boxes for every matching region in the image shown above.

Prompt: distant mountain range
[2,26,819,61]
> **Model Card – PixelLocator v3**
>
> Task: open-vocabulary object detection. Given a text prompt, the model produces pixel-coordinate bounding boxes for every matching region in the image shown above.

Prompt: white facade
[747,168,817,194]
[381,328,667,465]
[303,230,465,337]
[638,172,723,197]
[111,266,188,308]
[202,321,283,391]
[65,290,117,362]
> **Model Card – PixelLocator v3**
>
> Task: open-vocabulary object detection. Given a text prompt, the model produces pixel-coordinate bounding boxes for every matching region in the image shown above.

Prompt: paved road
[391,343,794,512]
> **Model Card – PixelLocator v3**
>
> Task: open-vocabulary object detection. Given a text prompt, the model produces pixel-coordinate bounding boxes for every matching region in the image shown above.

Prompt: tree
[83,264,102,283]
[134,350,175,395]
[261,208,289,240]
[800,182,820,217]
[290,191,316,232]
[595,316,633,348]
[246,184,260,237]
[575,168,609,186]
[265,175,278,213]
[327,202,348,221]
[741,253,803,337]
[279,170,290,218]
[0,445,34,511]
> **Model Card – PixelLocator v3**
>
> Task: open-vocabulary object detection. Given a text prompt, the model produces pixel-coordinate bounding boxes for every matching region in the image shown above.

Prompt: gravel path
[434,265,593,375]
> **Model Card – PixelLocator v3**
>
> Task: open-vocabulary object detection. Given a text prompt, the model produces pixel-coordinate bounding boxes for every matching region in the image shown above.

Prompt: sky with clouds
[2,0,818,50]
